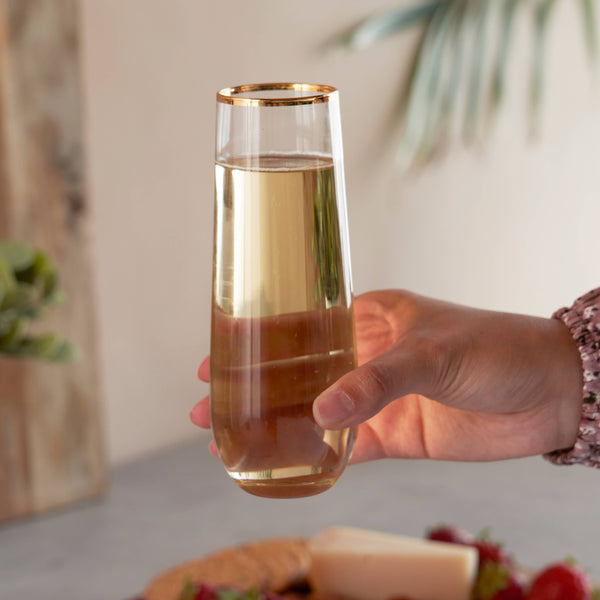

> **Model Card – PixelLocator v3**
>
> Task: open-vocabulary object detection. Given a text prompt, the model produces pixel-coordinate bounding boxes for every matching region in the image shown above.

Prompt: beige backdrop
[81,0,600,466]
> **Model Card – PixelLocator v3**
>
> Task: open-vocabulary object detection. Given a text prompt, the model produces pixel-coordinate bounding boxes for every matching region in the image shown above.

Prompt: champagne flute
[211,83,356,498]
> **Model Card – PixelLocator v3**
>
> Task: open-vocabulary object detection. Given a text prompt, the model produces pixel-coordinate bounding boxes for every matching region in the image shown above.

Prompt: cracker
[144,537,310,600]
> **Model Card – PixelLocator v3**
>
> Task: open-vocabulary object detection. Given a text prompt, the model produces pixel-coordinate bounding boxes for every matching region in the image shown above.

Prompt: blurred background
[2,0,600,596]
[83,0,600,466]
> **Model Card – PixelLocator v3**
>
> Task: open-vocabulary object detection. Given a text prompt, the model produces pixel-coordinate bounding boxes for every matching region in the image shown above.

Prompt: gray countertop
[1,439,599,600]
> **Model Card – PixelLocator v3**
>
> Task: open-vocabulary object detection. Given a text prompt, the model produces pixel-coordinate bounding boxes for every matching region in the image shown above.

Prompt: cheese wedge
[308,526,478,600]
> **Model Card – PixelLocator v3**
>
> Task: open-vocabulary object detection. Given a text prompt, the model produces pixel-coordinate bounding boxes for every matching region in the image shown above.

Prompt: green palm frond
[397,1,453,171]
[416,0,468,163]
[463,0,493,142]
[489,0,521,119]
[337,0,599,173]
[336,1,443,50]
[530,0,559,136]
[581,0,599,62]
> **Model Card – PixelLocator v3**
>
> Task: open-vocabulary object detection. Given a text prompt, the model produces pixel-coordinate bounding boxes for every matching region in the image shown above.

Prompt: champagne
[211,154,356,498]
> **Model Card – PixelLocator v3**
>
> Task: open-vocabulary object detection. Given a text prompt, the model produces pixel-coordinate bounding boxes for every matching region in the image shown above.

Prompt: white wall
[81,0,600,466]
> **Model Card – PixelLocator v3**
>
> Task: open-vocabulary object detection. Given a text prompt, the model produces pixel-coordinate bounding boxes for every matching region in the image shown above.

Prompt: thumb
[313,347,427,429]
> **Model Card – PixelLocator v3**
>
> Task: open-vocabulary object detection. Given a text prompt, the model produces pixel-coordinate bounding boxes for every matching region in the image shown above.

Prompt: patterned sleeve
[544,288,600,467]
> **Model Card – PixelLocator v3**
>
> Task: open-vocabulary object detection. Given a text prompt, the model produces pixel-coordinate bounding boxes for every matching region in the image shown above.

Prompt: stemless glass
[210,83,356,499]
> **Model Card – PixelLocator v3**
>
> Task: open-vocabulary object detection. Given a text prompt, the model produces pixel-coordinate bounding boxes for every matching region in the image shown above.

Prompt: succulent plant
[0,241,77,362]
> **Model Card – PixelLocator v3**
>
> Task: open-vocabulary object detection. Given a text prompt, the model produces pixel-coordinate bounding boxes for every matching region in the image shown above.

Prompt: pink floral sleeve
[544,288,600,467]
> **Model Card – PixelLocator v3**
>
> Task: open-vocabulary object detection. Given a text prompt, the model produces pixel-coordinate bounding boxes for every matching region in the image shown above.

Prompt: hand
[313,290,583,463]
[192,356,218,457]
[191,290,582,464]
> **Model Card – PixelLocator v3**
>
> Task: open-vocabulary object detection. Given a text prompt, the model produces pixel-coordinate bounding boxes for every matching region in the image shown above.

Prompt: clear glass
[211,83,356,498]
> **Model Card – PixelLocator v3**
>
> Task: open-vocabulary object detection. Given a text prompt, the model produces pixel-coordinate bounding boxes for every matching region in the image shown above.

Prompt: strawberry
[426,524,474,545]
[473,539,513,570]
[178,581,218,600]
[526,561,592,600]
[473,561,525,600]
[493,575,525,600]
[196,584,218,600]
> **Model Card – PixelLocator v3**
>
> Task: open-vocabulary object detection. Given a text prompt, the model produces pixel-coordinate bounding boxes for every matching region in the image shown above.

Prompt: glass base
[229,466,342,499]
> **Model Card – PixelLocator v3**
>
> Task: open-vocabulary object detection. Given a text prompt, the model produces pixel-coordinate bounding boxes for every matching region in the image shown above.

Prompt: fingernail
[315,389,355,428]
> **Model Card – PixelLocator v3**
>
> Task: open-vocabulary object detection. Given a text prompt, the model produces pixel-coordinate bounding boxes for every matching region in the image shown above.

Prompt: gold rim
[217,83,337,106]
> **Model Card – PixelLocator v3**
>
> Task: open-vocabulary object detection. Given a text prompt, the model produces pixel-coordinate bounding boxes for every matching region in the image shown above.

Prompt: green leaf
[217,589,262,600]
[336,1,443,50]
[473,561,511,600]
[11,247,62,304]
[488,0,522,123]
[31,250,61,302]
[397,1,452,171]
[580,0,598,64]
[0,257,17,308]
[25,333,63,360]
[335,0,597,174]
[4,333,78,362]
[0,309,19,336]
[0,241,76,362]
[9,282,38,309]
[177,580,197,600]
[530,0,558,137]
[2,282,43,321]
[52,338,79,362]
[0,241,35,272]
[176,583,268,600]
[217,590,246,600]
[438,2,469,126]
[0,317,26,351]
[417,0,469,162]
[463,0,493,142]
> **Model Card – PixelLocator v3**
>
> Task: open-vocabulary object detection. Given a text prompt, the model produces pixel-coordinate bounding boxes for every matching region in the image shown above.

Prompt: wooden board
[0,0,105,522]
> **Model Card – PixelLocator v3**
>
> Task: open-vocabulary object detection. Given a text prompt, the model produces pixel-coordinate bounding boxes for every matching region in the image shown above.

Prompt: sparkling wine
[211,154,356,498]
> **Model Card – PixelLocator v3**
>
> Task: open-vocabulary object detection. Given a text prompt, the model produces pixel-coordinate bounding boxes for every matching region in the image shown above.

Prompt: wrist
[547,318,583,452]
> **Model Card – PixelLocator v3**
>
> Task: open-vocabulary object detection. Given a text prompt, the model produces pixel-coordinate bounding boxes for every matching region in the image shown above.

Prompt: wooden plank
[0,0,31,522]
[0,0,105,522]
